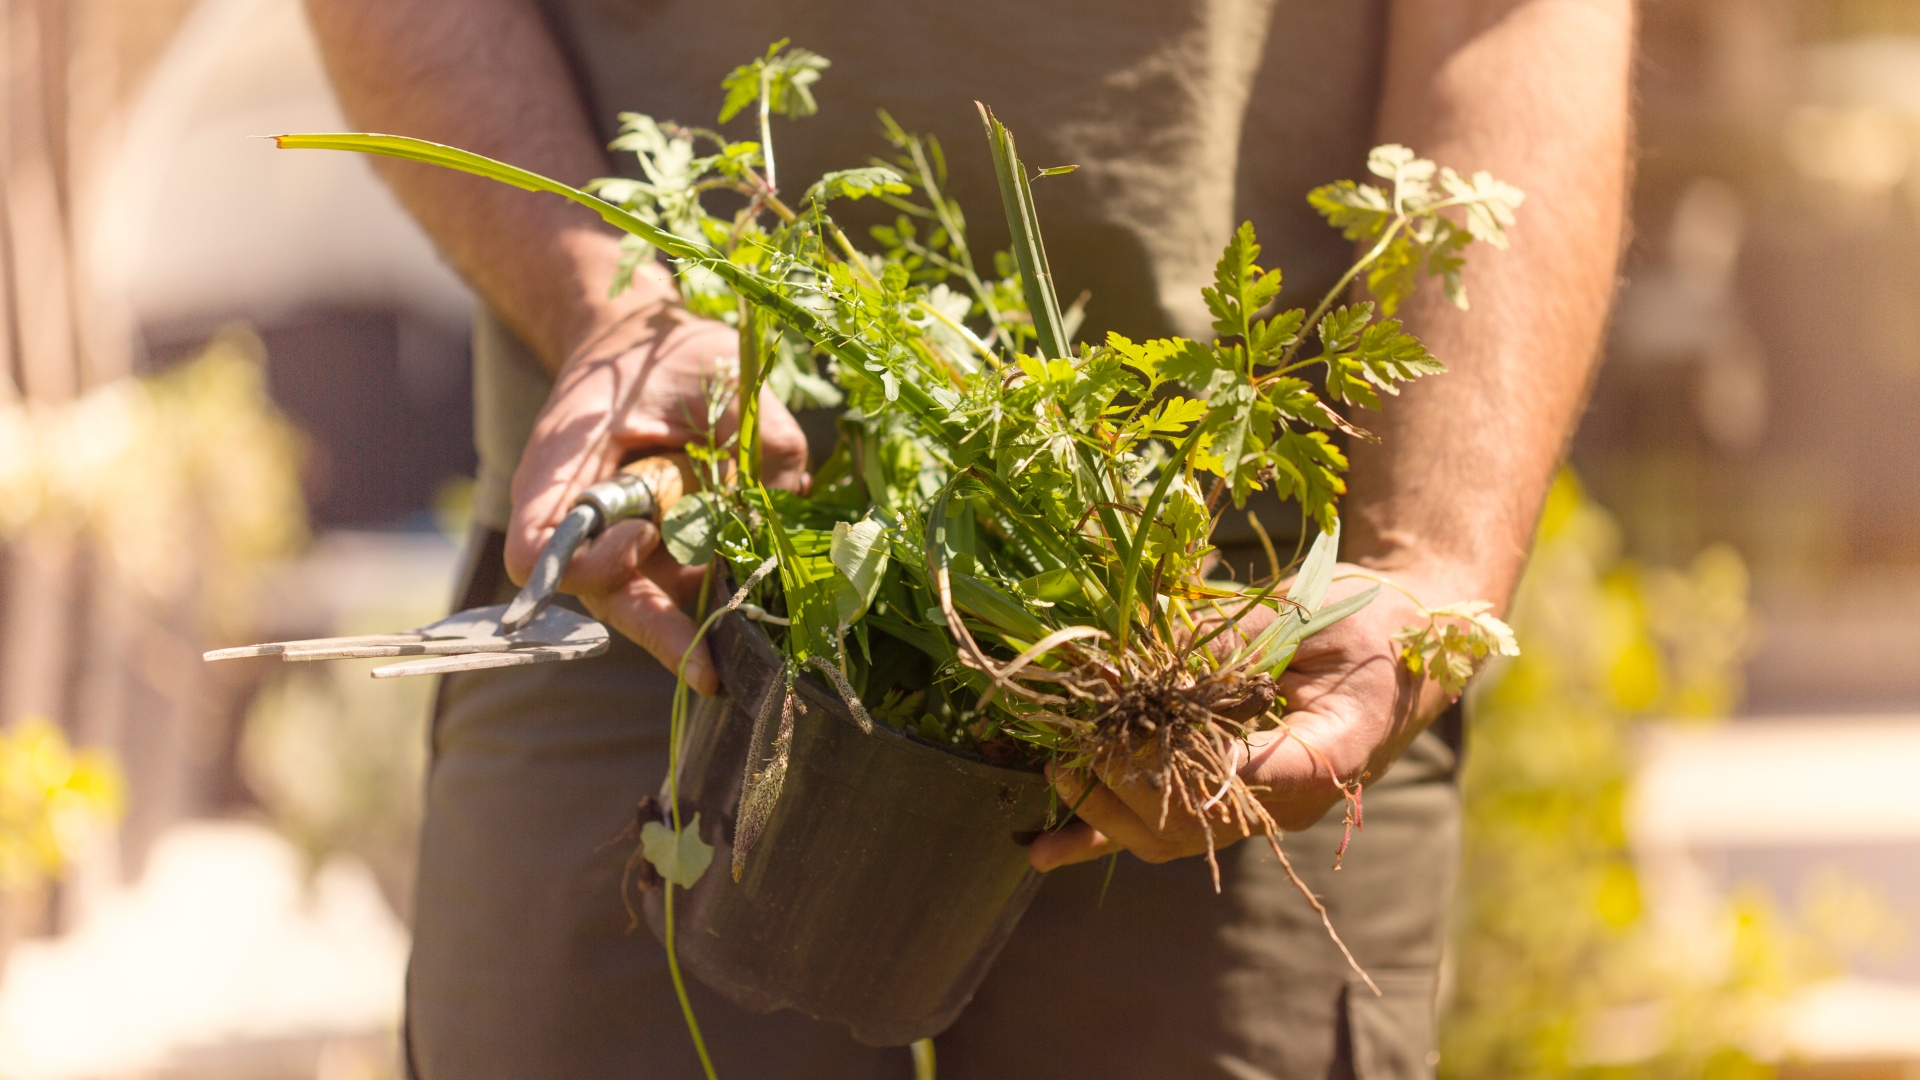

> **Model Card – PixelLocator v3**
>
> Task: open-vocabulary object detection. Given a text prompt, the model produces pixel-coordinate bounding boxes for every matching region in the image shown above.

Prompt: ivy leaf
[806,166,911,205]
[640,814,715,889]
[662,491,722,565]
[1201,222,1283,342]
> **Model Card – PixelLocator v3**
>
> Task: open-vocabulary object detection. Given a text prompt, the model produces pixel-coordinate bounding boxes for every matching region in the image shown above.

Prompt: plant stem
[759,67,777,193]
[738,299,763,483]
[1114,422,1211,653]
[911,1038,937,1080]
[663,567,720,1080]
[1332,569,1431,614]
[1272,217,1407,371]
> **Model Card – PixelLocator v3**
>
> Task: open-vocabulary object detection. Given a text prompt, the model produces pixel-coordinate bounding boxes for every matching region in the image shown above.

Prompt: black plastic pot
[641,606,1055,1046]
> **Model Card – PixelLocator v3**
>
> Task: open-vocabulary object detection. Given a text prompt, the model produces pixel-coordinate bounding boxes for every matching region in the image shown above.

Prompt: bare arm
[1035,0,1633,867]
[303,0,665,369]
[1345,0,1635,609]
[304,0,807,692]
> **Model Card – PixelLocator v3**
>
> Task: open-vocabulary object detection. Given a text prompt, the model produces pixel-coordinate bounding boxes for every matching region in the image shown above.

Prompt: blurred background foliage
[0,719,121,892]
[1444,474,1822,1079]
[240,641,432,921]
[0,328,306,632]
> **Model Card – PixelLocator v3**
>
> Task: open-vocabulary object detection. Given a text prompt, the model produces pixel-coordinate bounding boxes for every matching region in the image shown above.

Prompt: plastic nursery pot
[642,602,1056,1046]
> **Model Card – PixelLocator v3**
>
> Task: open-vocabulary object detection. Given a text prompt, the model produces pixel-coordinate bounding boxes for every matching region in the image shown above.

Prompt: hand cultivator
[204,455,693,678]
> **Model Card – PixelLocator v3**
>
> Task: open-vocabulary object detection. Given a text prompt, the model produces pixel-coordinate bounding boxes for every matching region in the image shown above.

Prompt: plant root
[733,666,799,881]
[1065,654,1379,996]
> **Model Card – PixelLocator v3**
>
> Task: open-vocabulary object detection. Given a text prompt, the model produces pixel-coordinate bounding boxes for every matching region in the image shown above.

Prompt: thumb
[506,371,625,585]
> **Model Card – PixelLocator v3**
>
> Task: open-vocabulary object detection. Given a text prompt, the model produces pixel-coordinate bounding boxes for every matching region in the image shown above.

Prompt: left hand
[1028,563,1465,872]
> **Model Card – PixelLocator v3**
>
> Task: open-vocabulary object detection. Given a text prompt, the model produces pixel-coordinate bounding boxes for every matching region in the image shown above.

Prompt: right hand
[505,297,810,696]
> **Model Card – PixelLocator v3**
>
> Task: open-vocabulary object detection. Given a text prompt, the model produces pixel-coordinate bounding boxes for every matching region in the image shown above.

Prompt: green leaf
[1196,383,1257,503]
[1308,179,1393,242]
[1252,309,1305,360]
[1323,316,1446,410]
[1261,376,1321,421]
[1107,333,1190,386]
[1288,518,1342,612]
[1249,584,1380,675]
[1035,165,1079,178]
[274,133,969,451]
[761,493,835,659]
[719,40,830,123]
[662,491,722,565]
[1367,143,1438,208]
[1143,475,1211,568]
[950,572,1052,645]
[1160,339,1231,397]
[806,166,911,205]
[1268,429,1347,532]
[1018,567,1082,604]
[1137,396,1210,438]
[1439,167,1524,248]
[1201,222,1283,342]
[1317,303,1374,355]
[830,515,890,626]
[1393,600,1519,695]
[640,814,714,889]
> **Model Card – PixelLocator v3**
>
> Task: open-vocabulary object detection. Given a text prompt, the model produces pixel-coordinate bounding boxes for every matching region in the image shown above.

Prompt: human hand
[505,301,809,696]
[1028,563,1469,872]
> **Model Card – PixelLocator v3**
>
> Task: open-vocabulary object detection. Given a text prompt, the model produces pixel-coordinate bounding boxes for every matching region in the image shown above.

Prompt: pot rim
[709,587,1047,780]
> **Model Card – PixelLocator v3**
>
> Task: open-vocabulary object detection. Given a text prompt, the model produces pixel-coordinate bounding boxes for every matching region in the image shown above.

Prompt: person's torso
[540,0,1387,337]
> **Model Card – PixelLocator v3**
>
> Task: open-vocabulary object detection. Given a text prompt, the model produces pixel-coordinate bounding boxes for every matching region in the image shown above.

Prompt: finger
[561,518,657,595]
[506,363,627,584]
[1027,820,1120,872]
[637,534,713,609]
[1048,766,1180,863]
[1241,712,1352,831]
[579,573,718,696]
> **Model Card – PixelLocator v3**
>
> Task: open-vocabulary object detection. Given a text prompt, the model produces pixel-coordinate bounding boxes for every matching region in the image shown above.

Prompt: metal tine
[204,632,439,662]
[371,642,607,679]
[280,637,520,662]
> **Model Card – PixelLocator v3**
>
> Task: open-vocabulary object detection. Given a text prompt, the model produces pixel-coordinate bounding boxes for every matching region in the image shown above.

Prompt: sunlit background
[1,1,1918,1077]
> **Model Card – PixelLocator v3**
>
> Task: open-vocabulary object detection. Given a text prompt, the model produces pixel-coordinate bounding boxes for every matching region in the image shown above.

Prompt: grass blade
[976,104,1070,360]
[274,133,967,448]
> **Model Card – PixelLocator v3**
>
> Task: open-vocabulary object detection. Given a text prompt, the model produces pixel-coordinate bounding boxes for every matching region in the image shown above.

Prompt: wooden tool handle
[576,452,700,527]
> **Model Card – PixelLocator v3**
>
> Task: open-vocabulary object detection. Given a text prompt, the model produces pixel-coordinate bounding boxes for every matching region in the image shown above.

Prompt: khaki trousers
[404,531,1460,1079]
